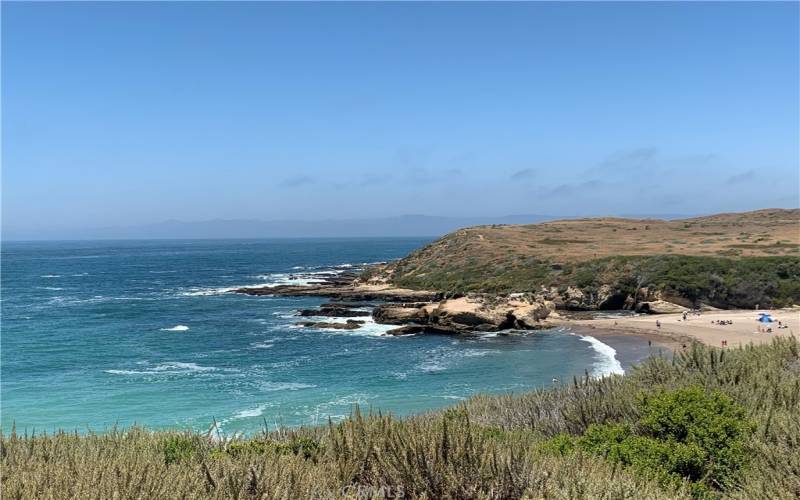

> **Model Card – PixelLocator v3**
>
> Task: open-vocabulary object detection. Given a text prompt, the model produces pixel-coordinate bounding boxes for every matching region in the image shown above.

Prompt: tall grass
[3,338,798,499]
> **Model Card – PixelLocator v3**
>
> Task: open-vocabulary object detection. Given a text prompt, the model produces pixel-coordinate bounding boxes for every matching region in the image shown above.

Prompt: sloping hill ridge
[367,209,800,309]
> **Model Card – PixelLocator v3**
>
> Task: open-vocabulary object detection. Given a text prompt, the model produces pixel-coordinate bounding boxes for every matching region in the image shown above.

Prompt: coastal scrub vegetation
[376,209,800,308]
[390,254,800,308]
[3,338,799,499]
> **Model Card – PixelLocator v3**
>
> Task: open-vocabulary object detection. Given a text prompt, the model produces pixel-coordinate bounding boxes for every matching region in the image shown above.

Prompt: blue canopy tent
[758,313,774,323]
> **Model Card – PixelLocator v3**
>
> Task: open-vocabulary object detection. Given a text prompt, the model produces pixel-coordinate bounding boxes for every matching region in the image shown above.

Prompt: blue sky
[3,2,798,233]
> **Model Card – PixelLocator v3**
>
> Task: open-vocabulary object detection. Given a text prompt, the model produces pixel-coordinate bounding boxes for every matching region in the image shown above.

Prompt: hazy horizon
[6,208,793,241]
[2,211,697,241]
[3,2,799,234]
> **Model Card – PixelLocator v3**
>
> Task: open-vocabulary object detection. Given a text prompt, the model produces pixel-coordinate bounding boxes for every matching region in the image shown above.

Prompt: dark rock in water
[298,319,365,330]
[320,302,376,309]
[235,283,442,303]
[386,325,460,336]
[298,307,370,318]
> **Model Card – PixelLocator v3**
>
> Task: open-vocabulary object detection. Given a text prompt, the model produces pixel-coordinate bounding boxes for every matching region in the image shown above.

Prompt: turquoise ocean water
[2,238,635,435]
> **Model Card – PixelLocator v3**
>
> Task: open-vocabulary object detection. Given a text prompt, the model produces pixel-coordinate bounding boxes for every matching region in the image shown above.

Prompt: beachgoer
[656,320,661,329]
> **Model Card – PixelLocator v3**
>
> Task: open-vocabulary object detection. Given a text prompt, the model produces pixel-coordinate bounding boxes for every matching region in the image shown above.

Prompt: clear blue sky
[3,2,798,233]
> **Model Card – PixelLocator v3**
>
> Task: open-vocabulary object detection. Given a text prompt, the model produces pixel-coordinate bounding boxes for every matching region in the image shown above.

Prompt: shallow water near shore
[2,239,649,435]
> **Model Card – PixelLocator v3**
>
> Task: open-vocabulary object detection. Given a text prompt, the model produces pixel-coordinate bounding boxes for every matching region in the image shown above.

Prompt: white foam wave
[161,325,189,332]
[37,286,64,291]
[181,269,337,297]
[259,381,317,392]
[233,405,269,419]
[181,262,369,298]
[417,347,495,373]
[312,316,396,337]
[179,284,270,296]
[40,274,61,278]
[251,273,331,286]
[47,296,105,306]
[250,341,274,349]
[579,335,625,377]
[104,362,217,376]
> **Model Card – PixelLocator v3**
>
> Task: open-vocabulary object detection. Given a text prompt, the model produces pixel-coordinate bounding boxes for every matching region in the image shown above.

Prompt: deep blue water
[1,238,630,435]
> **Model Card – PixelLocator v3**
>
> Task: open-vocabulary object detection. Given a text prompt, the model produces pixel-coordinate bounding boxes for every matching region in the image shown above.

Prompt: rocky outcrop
[562,286,586,310]
[298,320,365,330]
[372,304,430,325]
[373,294,555,333]
[298,307,369,318]
[635,300,689,314]
[236,283,442,303]
[386,325,461,336]
[320,302,376,309]
[510,301,554,328]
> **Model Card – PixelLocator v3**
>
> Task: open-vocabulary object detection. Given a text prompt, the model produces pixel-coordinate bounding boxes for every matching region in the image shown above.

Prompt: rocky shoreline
[235,274,560,335]
[234,271,699,336]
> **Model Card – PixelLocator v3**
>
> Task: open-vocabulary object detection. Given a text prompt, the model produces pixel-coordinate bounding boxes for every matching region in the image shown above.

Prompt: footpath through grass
[3,338,799,499]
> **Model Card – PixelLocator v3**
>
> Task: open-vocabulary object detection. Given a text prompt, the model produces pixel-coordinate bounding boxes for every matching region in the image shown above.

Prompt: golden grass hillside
[397,208,800,265]
[369,209,800,307]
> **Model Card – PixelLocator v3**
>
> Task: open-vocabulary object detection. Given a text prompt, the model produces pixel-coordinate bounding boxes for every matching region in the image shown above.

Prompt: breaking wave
[579,335,625,377]
[104,362,218,376]
[161,325,189,332]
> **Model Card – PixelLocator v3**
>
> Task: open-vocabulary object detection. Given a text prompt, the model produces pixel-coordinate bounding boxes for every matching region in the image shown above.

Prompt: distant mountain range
[3,213,693,241]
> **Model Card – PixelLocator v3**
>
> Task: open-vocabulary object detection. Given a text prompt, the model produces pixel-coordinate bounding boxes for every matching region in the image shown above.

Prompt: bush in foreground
[544,386,752,496]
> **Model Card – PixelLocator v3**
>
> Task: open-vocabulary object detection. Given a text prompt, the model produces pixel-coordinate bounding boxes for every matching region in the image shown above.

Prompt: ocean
[1,238,640,435]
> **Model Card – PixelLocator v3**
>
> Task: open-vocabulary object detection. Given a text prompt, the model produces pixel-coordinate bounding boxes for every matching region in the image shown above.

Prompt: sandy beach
[567,308,799,348]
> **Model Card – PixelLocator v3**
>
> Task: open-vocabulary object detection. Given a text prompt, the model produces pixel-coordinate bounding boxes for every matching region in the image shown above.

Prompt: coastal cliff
[361,208,800,310]
[237,209,800,334]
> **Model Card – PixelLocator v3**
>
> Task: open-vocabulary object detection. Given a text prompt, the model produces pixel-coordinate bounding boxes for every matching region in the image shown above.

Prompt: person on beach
[656,320,661,329]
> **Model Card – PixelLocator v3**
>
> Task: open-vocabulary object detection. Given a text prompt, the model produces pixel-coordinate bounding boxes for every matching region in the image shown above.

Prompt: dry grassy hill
[368,209,800,308]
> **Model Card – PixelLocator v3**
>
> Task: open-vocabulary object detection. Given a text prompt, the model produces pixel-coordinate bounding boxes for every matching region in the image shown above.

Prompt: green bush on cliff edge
[543,386,753,497]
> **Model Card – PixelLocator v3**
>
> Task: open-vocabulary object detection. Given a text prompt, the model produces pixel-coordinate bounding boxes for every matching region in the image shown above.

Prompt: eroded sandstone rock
[635,300,689,314]
[373,294,555,333]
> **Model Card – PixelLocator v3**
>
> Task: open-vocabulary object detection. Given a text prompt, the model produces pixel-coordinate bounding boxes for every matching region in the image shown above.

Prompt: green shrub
[225,439,271,457]
[538,433,576,456]
[540,386,752,497]
[276,436,322,460]
[162,435,200,464]
[637,386,751,489]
